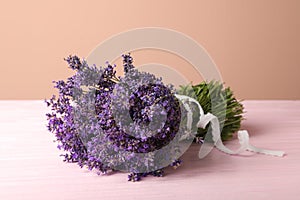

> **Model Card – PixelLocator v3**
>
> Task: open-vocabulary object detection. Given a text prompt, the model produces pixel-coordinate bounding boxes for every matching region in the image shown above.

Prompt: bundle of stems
[178,81,244,141]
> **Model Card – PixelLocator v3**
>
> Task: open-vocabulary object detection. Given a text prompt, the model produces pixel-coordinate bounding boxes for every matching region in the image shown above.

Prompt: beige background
[0,0,299,100]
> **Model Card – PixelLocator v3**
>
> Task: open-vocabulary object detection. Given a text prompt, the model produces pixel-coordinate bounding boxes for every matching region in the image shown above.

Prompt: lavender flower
[46,54,188,181]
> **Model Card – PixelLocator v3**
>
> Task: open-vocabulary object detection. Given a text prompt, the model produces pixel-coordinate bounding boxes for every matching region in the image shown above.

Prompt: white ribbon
[175,94,285,158]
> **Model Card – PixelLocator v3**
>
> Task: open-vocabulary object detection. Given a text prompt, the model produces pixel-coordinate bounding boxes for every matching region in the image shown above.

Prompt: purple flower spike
[46,54,186,182]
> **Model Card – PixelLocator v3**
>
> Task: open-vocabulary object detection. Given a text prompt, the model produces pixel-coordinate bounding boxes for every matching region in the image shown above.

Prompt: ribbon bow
[175,94,285,159]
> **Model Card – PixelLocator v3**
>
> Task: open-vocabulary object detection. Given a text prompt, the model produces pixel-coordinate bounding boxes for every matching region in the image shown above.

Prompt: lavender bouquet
[46,54,244,181]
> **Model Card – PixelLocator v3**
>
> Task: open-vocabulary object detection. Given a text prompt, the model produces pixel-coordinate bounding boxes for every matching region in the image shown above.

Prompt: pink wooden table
[0,100,299,200]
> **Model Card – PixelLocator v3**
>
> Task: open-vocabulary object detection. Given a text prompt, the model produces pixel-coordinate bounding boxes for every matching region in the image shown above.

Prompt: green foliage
[177,81,244,141]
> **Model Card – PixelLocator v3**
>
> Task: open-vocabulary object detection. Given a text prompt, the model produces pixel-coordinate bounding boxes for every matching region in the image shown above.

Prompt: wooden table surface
[0,100,299,200]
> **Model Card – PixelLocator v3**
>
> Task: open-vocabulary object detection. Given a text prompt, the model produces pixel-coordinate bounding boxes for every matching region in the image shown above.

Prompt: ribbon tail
[198,113,285,158]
